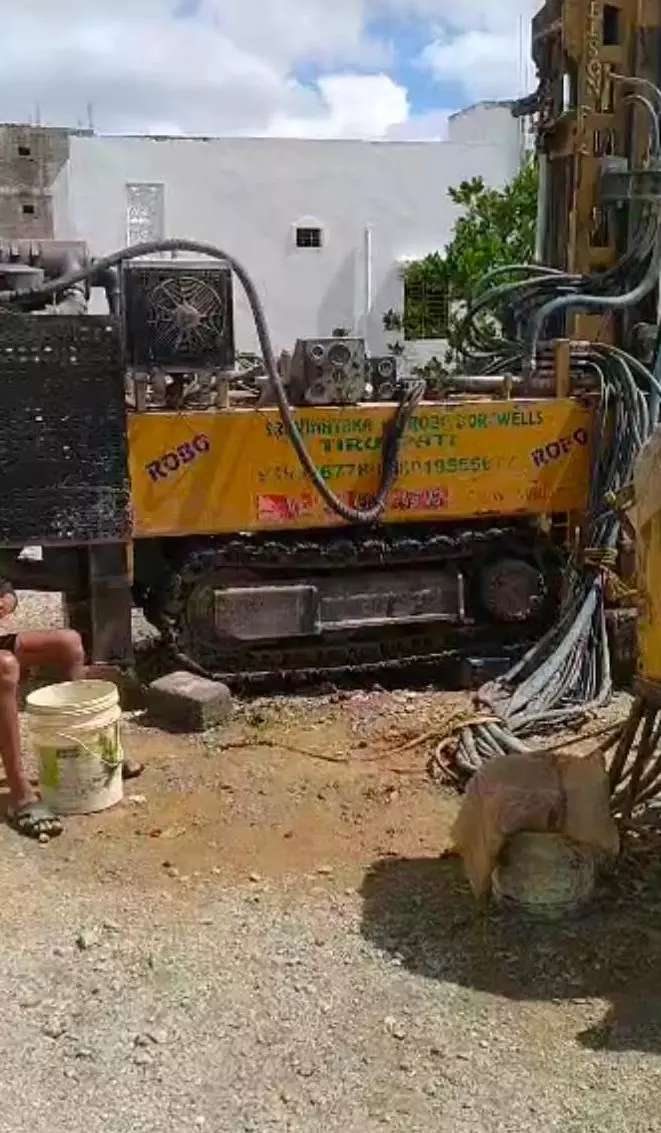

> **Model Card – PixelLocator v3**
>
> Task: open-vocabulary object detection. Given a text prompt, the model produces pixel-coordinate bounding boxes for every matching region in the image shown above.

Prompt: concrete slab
[146,670,233,732]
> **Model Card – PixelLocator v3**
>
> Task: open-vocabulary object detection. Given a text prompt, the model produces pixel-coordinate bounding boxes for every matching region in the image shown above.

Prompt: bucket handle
[53,731,123,770]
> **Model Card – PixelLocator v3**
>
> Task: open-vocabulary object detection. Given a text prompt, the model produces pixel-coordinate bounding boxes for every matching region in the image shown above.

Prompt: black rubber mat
[0,315,130,545]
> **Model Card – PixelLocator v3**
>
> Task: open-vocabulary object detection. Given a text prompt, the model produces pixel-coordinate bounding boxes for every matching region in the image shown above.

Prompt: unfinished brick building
[0,124,87,240]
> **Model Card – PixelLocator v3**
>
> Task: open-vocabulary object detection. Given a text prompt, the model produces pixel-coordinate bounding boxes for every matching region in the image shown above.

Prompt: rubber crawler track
[136,521,564,692]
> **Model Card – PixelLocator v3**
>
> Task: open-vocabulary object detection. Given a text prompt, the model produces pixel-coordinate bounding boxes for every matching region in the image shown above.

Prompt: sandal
[8,801,63,841]
[122,759,144,781]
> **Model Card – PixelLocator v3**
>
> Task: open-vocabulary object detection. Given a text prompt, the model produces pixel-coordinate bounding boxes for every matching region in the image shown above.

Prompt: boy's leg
[14,630,143,780]
[14,628,84,680]
[0,649,62,839]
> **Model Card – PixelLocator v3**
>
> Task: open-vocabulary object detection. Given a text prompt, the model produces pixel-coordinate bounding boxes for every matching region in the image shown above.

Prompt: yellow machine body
[2,0,654,686]
[129,398,592,537]
[634,428,661,685]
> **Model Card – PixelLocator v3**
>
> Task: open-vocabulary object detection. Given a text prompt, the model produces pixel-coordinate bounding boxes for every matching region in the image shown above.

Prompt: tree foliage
[389,158,539,368]
[438,157,539,300]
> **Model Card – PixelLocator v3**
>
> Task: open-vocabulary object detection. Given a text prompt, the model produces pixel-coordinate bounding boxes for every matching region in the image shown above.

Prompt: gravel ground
[1,593,660,1132]
[4,859,661,1133]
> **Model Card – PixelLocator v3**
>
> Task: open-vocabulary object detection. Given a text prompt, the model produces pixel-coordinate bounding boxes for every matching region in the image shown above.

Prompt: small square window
[296,226,322,248]
[18,145,31,157]
[403,277,449,340]
[21,203,35,215]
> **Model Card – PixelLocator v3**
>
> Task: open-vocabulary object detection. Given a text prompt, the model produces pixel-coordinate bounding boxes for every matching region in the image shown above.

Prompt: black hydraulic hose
[446,336,657,779]
[0,238,424,524]
[593,341,661,400]
[471,262,572,297]
[459,239,655,367]
[89,264,121,317]
[430,257,653,779]
[455,273,572,360]
[454,209,660,374]
[525,227,661,371]
[446,226,661,772]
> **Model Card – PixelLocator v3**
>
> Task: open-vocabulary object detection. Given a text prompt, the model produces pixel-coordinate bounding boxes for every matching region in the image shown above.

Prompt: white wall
[52,105,521,357]
[448,101,521,150]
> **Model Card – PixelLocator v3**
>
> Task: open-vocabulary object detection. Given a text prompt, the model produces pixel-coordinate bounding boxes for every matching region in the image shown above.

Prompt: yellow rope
[582,546,638,603]
[385,708,501,759]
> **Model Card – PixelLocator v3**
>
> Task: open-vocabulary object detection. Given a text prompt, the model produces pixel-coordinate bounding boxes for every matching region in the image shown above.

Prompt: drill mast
[529,0,661,345]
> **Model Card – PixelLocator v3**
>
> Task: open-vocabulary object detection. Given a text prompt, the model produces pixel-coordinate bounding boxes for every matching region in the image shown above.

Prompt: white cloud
[0,0,537,138]
[200,0,383,69]
[413,0,539,101]
[369,0,539,33]
[421,30,529,102]
[268,75,409,138]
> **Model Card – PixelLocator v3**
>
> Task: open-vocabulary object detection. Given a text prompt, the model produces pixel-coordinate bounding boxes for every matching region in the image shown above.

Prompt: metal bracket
[600,164,661,203]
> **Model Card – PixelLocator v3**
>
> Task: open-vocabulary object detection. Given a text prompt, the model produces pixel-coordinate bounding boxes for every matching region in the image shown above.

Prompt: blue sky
[358,15,462,113]
[2,0,537,137]
[174,0,202,17]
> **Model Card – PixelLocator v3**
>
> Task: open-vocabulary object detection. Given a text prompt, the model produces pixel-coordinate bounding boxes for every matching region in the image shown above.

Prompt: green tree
[441,156,538,299]
[393,157,539,378]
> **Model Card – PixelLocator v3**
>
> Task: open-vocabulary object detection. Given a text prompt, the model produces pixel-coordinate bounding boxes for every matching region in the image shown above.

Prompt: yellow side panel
[635,428,661,685]
[636,512,661,684]
[128,399,594,538]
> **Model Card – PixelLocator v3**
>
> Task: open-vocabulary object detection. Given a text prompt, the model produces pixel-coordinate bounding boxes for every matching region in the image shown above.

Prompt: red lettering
[145,459,165,481]
[162,451,180,472]
[177,442,196,464]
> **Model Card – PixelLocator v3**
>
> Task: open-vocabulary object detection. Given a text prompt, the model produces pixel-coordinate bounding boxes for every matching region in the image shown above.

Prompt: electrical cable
[0,238,424,525]
[611,73,661,113]
[445,341,658,779]
[525,227,661,371]
[428,170,661,779]
[621,92,661,159]
[451,191,659,374]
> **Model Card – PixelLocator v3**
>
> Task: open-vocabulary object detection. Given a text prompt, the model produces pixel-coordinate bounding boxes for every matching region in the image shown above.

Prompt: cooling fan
[122,259,235,373]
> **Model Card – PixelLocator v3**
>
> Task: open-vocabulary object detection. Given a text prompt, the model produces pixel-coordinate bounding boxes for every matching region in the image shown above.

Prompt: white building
[50,101,523,357]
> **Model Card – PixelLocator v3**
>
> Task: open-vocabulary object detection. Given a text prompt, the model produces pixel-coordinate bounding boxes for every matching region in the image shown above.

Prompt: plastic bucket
[492,832,595,921]
[26,679,123,816]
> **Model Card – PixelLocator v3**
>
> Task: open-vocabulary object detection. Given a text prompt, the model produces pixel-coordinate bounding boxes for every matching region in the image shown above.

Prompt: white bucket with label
[27,680,124,816]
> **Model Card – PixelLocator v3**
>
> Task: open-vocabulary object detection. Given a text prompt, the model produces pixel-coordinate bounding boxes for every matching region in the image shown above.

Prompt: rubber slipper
[8,801,63,840]
[122,760,144,781]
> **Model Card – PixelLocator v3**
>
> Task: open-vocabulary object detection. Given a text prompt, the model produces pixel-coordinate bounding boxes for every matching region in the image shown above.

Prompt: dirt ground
[4,600,661,1130]
[15,687,463,890]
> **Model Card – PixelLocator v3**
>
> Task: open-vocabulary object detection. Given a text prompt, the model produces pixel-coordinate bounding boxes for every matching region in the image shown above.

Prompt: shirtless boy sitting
[0,578,141,839]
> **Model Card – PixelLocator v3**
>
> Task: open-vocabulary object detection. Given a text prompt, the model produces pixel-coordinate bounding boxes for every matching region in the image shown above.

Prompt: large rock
[146,671,233,732]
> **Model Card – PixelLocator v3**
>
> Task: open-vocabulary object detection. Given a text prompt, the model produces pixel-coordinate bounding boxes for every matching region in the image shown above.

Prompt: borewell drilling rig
[446,0,661,793]
[0,0,660,704]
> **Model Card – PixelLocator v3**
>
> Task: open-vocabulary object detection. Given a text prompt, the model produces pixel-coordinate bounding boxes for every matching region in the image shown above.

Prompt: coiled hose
[452,206,659,372]
[0,238,424,525]
[449,341,661,777]
[437,182,661,777]
[525,226,661,372]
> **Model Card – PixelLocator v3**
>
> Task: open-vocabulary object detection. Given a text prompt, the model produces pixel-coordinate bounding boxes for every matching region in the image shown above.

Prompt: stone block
[146,671,233,732]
